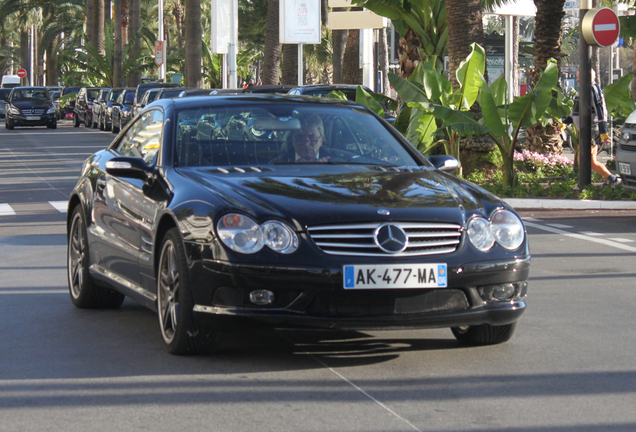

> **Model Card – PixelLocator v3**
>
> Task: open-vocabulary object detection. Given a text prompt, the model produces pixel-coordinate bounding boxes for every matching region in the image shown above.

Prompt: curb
[503,198,636,210]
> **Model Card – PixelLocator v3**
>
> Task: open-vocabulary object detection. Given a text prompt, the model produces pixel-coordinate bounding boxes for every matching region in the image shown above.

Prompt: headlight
[262,221,298,254]
[621,132,631,142]
[47,107,56,114]
[490,210,524,250]
[250,127,265,137]
[9,107,20,115]
[217,214,299,254]
[467,217,495,251]
[467,210,524,252]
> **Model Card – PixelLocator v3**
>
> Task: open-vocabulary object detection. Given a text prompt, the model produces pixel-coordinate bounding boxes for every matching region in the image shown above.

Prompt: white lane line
[525,221,636,252]
[49,201,68,213]
[522,217,543,222]
[546,224,573,229]
[0,290,67,294]
[608,238,635,243]
[579,231,604,236]
[0,204,16,216]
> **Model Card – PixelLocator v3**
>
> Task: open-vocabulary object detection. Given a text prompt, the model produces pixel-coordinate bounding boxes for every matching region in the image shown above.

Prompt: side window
[115,110,163,165]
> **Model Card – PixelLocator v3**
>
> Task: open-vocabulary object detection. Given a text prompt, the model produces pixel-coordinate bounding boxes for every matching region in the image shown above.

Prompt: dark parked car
[287,84,372,100]
[244,84,294,94]
[132,82,180,112]
[74,87,104,128]
[57,86,81,120]
[66,95,529,355]
[0,88,11,118]
[97,88,125,131]
[5,86,57,129]
[110,87,136,133]
[91,88,111,129]
[132,88,162,118]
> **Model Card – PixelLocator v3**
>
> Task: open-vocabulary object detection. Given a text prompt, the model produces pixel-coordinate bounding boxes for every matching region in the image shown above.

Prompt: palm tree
[262,0,281,84]
[184,0,202,87]
[114,0,123,86]
[446,0,484,90]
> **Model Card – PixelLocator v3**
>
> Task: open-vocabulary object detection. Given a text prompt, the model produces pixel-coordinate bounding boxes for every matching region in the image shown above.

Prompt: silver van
[616,111,636,190]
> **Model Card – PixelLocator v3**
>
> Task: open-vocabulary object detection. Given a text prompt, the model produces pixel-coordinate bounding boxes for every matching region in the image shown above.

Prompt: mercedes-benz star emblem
[374,223,408,253]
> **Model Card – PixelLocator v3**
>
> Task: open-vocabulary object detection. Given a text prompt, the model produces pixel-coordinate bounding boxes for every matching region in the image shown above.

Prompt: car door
[91,109,165,298]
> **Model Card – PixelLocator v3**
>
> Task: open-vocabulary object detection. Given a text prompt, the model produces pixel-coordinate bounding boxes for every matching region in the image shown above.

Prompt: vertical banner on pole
[211,0,231,54]
[280,0,321,86]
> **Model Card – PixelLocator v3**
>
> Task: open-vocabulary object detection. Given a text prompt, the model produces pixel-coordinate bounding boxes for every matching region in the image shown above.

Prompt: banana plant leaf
[454,43,486,111]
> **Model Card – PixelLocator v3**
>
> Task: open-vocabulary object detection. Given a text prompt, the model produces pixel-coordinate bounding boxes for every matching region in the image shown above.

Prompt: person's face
[293,126,324,159]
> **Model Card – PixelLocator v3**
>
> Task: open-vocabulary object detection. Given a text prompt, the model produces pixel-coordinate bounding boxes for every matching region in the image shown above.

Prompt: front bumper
[189,256,530,331]
[7,112,56,126]
[616,137,636,191]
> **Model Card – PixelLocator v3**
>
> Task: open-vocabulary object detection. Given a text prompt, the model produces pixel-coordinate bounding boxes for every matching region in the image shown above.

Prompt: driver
[270,113,332,163]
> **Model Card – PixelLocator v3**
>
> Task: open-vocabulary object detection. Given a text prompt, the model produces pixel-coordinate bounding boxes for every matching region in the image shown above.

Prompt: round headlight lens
[467,217,495,252]
[490,210,524,250]
[262,221,299,254]
[217,214,263,254]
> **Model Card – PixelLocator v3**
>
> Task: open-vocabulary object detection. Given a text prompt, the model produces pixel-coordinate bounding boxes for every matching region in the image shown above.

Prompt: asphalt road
[1,121,636,432]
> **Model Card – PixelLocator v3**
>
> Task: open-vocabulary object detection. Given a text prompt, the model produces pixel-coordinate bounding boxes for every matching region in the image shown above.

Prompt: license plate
[343,264,447,289]
[619,162,632,176]
[26,116,40,121]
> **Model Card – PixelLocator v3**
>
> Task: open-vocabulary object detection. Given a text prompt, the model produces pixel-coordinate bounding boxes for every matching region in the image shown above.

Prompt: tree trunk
[87,0,95,47]
[173,0,184,52]
[184,0,203,88]
[20,29,29,85]
[398,29,420,79]
[342,30,362,84]
[45,36,59,85]
[527,0,566,154]
[94,0,105,54]
[114,0,123,87]
[281,44,298,85]
[122,0,129,46]
[128,0,141,85]
[446,0,483,91]
[332,29,347,83]
[262,0,281,85]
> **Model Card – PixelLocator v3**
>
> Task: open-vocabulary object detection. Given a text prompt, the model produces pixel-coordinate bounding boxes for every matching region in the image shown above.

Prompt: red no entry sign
[582,8,620,47]
[16,68,27,78]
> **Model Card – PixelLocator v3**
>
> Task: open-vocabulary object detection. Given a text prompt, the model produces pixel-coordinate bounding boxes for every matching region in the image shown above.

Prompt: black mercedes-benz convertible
[66,95,530,355]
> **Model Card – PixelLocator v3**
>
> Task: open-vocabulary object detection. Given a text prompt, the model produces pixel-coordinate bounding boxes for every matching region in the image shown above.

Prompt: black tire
[157,228,218,355]
[67,205,125,309]
[6,118,14,130]
[112,115,119,133]
[99,113,105,131]
[48,121,57,129]
[73,113,80,127]
[451,322,517,346]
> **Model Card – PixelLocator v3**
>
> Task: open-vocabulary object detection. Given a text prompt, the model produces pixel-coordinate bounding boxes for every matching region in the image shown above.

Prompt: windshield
[174,104,418,168]
[11,89,50,102]
[0,89,11,101]
[124,92,135,103]
[109,90,123,102]
[87,89,100,101]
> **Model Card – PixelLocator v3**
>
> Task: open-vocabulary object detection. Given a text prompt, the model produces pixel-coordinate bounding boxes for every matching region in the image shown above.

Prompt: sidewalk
[504,146,636,210]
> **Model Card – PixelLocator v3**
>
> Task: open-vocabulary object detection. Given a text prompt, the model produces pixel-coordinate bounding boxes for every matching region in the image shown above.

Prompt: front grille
[621,174,636,188]
[307,222,462,257]
[620,144,636,152]
[306,289,469,317]
[23,109,46,115]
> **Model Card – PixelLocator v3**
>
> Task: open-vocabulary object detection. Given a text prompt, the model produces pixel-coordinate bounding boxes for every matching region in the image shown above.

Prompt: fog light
[478,281,526,303]
[249,290,275,306]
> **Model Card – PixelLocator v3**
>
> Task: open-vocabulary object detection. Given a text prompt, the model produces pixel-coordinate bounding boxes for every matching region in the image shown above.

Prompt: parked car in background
[244,84,294,95]
[616,113,636,190]
[74,87,104,128]
[133,88,162,118]
[110,87,136,133]
[65,94,529,355]
[287,84,372,100]
[97,88,125,131]
[0,88,11,118]
[132,82,180,112]
[46,85,64,96]
[56,86,81,120]
[1,75,21,88]
[92,88,111,129]
[154,87,196,102]
[4,86,57,129]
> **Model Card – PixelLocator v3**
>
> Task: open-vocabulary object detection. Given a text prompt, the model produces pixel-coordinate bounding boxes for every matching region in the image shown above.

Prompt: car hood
[11,101,52,109]
[177,165,504,228]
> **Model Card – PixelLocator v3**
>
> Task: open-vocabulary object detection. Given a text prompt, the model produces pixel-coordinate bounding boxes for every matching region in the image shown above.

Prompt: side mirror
[428,155,460,174]
[105,157,153,181]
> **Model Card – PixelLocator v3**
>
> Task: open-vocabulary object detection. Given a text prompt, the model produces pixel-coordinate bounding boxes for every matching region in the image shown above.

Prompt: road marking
[522,217,543,222]
[0,290,67,294]
[546,224,573,229]
[49,201,68,213]
[579,231,604,236]
[608,238,635,243]
[525,221,636,252]
[0,204,16,216]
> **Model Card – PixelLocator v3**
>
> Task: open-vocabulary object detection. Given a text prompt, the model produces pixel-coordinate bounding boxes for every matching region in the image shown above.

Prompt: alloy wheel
[68,212,85,299]
[158,240,179,344]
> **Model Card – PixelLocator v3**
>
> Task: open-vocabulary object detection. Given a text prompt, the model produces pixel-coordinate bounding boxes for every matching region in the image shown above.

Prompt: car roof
[12,86,47,90]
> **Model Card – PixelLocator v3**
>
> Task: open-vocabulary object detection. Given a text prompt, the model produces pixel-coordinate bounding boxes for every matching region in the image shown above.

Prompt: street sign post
[16,68,27,78]
[582,8,620,47]
[154,41,165,67]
